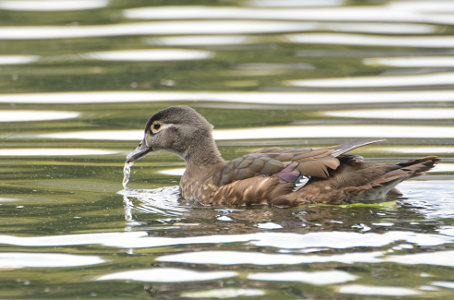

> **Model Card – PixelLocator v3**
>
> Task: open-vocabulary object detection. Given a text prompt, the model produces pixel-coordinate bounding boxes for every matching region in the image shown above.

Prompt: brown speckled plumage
[126,106,439,207]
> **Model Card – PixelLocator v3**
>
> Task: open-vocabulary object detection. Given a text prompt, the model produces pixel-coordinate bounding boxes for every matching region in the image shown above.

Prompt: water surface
[0,0,453,299]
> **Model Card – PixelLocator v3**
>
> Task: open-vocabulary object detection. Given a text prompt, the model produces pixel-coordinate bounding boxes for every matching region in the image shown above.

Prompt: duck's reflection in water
[118,184,446,299]
[120,185,440,237]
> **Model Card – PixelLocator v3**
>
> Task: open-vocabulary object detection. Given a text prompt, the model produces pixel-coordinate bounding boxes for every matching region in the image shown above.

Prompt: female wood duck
[126,106,439,207]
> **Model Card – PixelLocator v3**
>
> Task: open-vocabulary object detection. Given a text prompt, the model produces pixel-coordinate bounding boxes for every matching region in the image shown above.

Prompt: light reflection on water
[2,186,453,247]
[156,249,454,267]
[287,72,454,88]
[181,288,266,299]
[248,270,356,285]
[0,55,39,65]
[398,181,454,219]
[246,0,345,7]
[324,108,454,119]
[1,228,453,256]
[37,125,454,141]
[0,21,316,40]
[82,49,213,61]
[338,285,420,296]
[286,33,454,47]
[145,35,252,46]
[1,0,454,298]
[124,8,438,34]
[158,168,186,176]
[0,252,104,268]
[0,110,79,122]
[215,125,454,139]
[0,0,108,11]
[97,268,238,283]
[2,90,454,104]
[120,186,187,218]
[364,56,454,67]
[0,148,119,156]
[122,5,454,25]
[432,281,454,290]
[388,0,454,13]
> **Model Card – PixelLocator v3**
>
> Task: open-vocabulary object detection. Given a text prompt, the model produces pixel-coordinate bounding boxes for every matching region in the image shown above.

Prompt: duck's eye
[151,121,162,133]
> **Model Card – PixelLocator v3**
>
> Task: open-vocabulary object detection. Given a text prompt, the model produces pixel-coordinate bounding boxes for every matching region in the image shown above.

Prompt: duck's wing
[292,138,383,178]
[252,147,312,154]
[218,139,383,185]
[219,153,286,185]
[219,148,316,185]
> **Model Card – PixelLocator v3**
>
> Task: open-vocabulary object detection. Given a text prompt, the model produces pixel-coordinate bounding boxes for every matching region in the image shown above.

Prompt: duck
[126,105,439,207]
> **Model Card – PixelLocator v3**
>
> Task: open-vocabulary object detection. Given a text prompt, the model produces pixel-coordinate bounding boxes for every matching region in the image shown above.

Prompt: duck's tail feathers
[344,156,439,202]
[394,155,440,177]
[377,156,439,183]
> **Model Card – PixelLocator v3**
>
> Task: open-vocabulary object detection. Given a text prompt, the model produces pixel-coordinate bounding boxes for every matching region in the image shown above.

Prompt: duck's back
[180,140,439,207]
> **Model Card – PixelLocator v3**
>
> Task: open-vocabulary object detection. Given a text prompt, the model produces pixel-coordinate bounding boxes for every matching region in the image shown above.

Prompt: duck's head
[126,106,216,164]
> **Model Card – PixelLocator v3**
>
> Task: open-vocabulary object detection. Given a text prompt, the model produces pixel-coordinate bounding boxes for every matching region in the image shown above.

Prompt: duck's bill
[126,140,152,163]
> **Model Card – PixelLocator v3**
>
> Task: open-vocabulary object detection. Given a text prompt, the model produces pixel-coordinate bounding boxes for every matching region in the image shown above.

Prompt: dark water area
[1,0,454,299]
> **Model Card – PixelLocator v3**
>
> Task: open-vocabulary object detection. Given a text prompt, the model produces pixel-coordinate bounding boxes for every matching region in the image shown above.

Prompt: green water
[1,0,454,299]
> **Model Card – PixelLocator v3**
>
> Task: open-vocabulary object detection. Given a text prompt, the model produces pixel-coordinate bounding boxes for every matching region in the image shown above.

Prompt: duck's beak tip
[126,141,152,163]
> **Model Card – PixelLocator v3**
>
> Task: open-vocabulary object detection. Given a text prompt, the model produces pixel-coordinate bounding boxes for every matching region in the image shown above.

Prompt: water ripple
[0,148,119,156]
[0,252,104,268]
[123,5,453,25]
[81,49,213,61]
[2,230,451,250]
[157,249,454,267]
[106,230,453,249]
[398,181,454,219]
[249,270,356,285]
[246,0,345,7]
[0,21,315,40]
[0,110,79,122]
[119,186,187,217]
[389,0,454,13]
[36,125,454,140]
[145,35,252,46]
[324,108,454,119]
[286,33,454,47]
[364,56,454,67]
[2,90,454,104]
[286,72,454,88]
[181,288,265,298]
[31,124,454,142]
[97,268,237,282]
[0,0,108,11]
[0,55,39,65]
[339,285,419,296]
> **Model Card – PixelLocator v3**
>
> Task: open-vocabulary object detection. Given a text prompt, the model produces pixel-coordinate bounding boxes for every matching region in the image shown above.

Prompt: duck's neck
[184,132,224,169]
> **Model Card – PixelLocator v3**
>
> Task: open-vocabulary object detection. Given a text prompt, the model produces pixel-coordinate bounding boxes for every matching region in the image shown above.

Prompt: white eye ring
[150,122,173,134]
[151,121,162,133]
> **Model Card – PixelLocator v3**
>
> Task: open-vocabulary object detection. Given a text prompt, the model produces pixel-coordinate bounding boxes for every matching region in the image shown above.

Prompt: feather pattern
[219,139,382,183]
[128,106,440,207]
